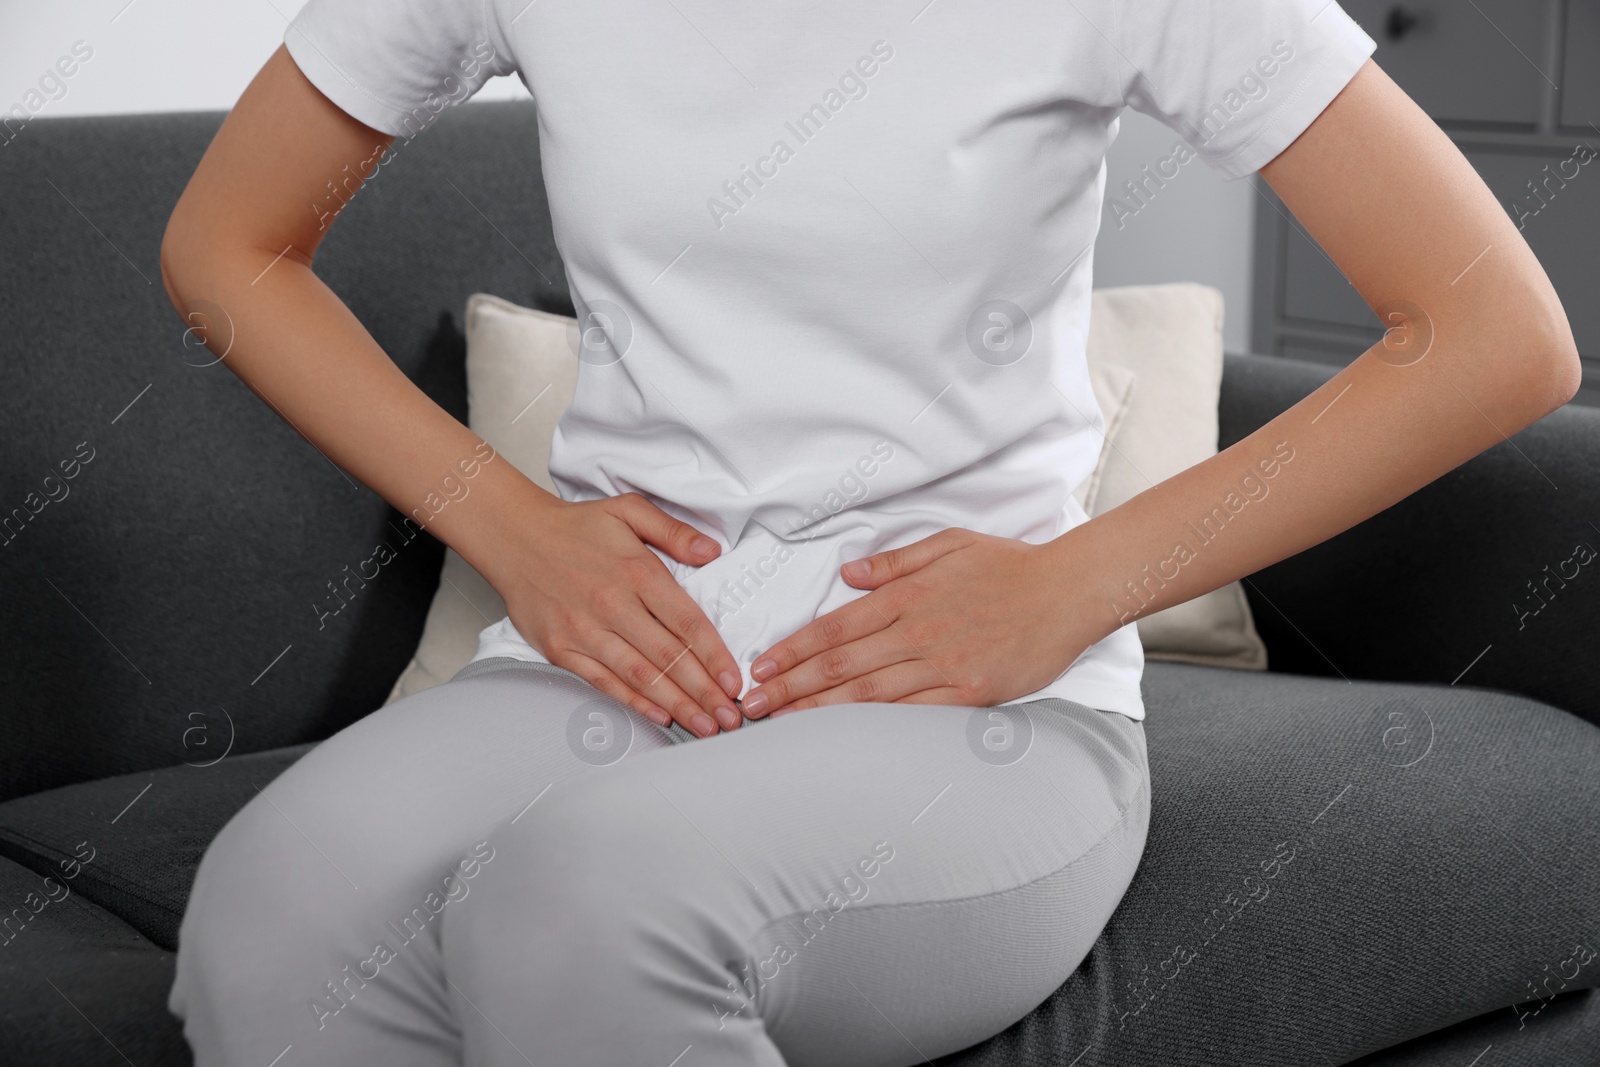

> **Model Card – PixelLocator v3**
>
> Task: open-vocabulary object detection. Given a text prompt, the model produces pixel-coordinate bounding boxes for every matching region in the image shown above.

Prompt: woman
[160,0,1580,1064]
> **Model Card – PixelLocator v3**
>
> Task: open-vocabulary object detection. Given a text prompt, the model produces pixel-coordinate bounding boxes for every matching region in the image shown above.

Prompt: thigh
[443,696,1150,1067]
[210,658,678,885]
[171,659,676,1066]
[737,699,1150,1065]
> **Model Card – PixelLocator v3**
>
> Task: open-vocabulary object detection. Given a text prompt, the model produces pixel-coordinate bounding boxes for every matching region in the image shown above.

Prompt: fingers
[606,607,741,738]
[612,492,722,568]
[838,529,967,589]
[749,595,888,690]
[767,660,952,715]
[583,630,718,738]
[607,493,743,708]
[891,687,973,706]
[743,628,919,717]
[546,591,737,738]
[551,649,673,729]
[637,577,745,704]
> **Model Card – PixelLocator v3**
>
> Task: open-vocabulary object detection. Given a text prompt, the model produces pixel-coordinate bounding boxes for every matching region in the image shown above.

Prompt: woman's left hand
[740,528,1101,716]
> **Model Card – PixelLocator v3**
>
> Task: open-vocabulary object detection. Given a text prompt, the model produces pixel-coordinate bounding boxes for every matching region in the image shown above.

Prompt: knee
[177,802,287,968]
[174,790,368,1012]
[170,800,286,1033]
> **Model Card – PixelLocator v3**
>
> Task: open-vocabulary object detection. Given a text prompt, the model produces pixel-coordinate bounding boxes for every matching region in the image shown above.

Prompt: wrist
[1040,518,1131,650]
[424,453,563,592]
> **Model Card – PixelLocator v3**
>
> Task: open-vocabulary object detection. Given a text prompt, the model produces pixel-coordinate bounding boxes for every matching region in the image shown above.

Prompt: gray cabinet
[1562,0,1600,130]
[1252,0,1600,408]
[1464,146,1600,367]
[1338,0,1548,127]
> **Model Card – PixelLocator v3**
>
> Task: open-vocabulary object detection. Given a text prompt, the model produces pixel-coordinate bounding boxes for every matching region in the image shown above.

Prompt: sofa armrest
[1219,353,1600,727]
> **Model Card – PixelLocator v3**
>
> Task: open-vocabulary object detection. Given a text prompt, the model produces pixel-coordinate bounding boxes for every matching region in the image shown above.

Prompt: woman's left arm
[742,59,1582,716]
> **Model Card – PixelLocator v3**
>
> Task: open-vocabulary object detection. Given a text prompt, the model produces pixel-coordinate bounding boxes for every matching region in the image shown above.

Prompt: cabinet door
[1338,0,1550,127]
[1464,147,1600,362]
[1281,215,1378,329]
[1562,0,1600,131]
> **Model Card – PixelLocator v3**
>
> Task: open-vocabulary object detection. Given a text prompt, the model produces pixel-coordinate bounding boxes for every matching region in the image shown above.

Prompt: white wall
[0,1,524,122]
[2,3,1254,350]
[1094,110,1258,352]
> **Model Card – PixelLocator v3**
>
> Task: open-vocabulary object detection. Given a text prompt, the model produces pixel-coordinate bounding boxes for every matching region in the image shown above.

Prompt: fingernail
[691,535,719,558]
[751,658,777,681]
[714,706,740,731]
[719,670,741,697]
[691,713,717,738]
[643,707,670,728]
[743,691,769,716]
[842,559,871,582]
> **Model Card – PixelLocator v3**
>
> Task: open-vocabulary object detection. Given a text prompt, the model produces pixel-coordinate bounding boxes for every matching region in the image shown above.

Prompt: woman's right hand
[486,491,744,738]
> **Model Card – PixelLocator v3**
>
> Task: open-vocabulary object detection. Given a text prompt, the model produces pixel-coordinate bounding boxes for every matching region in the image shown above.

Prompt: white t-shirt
[285,0,1375,720]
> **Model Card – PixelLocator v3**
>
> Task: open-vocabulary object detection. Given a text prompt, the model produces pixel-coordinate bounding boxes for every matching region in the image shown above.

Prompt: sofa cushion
[949,663,1600,1065]
[0,854,189,1065]
[0,667,1595,1065]
[0,745,314,952]
[1350,987,1600,1067]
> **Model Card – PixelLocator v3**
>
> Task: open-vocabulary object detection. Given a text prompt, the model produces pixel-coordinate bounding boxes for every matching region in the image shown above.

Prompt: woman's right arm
[160,45,744,737]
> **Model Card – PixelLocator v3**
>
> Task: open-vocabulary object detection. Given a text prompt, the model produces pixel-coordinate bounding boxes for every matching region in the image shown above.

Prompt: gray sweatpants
[169,657,1150,1067]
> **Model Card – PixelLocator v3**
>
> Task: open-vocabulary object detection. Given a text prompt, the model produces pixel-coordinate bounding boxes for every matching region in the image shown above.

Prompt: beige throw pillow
[383,295,577,703]
[386,284,1263,704]
[1073,360,1138,516]
[1083,283,1267,670]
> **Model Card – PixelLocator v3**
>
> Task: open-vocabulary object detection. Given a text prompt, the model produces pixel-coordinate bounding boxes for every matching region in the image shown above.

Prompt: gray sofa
[1,101,1597,1066]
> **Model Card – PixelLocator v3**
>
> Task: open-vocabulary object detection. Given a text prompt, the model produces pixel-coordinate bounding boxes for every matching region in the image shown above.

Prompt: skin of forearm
[158,46,561,597]
[1044,59,1582,659]
[1047,305,1578,652]
[160,243,556,590]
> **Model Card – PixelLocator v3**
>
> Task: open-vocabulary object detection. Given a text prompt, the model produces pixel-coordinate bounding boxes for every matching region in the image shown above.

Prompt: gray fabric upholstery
[1220,354,1600,730]
[0,746,313,951]
[0,855,187,1066]
[1350,989,1600,1067]
[0,103,568,803]
[3,100,1597,1064]
[939,663,1600,1065]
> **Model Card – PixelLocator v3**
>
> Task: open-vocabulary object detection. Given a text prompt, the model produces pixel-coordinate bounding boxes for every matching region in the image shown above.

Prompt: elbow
[159,202,233,313]
[160,205,315,317]
[1542,340,1584,414]
[1523,301,1584,417]
[158,242,183,317]
[159,209,197,317]
[1473,286,1584,422]
[160,210,233,359]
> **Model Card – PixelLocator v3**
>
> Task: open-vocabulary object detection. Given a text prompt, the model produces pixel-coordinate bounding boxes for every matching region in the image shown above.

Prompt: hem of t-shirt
[282,21,423,139]
[1208,22,1377,182]
[472,617,545,664]
[471,617,1147,721]
[1003,676,1145,721]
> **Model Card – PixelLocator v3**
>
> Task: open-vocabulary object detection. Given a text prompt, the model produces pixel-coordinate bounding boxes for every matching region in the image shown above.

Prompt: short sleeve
[1115,0,1376,180]
[284,0,519,139]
